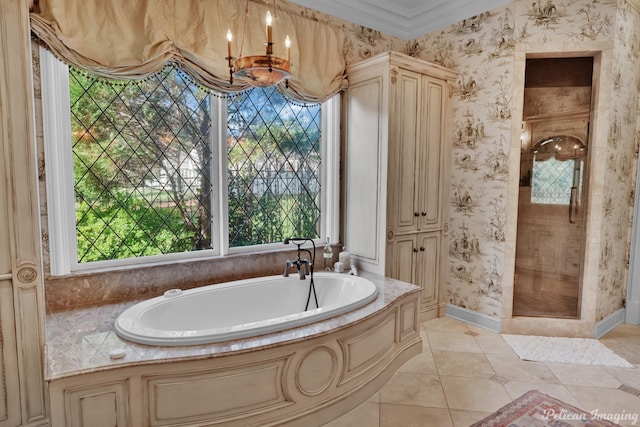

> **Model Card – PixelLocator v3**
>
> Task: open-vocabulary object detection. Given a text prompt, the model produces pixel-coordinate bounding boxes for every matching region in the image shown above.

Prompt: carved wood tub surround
[45,272,422,426]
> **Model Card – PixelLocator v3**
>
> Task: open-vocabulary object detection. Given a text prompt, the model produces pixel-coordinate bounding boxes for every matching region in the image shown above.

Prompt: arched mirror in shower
[514,56,593,319]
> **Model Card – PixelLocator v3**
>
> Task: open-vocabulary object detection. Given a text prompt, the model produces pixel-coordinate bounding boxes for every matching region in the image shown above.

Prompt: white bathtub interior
[114,273,378,346]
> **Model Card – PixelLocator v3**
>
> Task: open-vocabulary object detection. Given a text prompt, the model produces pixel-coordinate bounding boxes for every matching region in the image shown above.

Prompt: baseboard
[595,308,625,339]
[445,304,501,333]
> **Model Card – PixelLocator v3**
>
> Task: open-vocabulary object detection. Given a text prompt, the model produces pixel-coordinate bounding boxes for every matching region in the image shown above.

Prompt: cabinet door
[389,234,418,285]
[418,76,445,231]
[416,232,441,308]
[391,69,421,234]
[52,380,130,427]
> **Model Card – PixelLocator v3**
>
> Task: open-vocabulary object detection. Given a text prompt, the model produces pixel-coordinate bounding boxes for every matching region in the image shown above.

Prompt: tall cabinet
[343,51,456,319]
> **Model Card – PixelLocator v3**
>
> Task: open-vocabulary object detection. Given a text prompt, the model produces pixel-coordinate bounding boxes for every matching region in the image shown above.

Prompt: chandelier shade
[233,55,291,87]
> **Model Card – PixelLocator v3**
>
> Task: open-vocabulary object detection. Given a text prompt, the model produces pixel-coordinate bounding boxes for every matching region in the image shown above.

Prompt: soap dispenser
[338,246,351,269]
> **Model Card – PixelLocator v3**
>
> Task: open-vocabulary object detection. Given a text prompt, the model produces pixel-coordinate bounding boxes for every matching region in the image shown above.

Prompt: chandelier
[225,0,291,87]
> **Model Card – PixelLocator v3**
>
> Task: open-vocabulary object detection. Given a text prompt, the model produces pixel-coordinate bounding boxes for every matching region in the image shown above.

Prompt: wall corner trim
[445,304,501,333]
[626,301,640,325]
[595,308,626,339]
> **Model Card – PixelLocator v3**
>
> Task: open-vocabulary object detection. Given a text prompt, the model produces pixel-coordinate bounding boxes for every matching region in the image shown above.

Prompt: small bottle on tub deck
[339,247,350,269]
[323,237,333,271]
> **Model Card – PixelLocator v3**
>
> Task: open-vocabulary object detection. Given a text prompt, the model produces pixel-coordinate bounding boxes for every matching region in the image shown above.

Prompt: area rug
[471,390,626,426]
[503,334,634,368]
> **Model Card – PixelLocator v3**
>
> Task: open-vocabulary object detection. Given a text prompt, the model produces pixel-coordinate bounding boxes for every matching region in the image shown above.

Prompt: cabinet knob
[420,247,425,251]
[412,248,418,253]
[421,212,426,216]
[414,212,419,217]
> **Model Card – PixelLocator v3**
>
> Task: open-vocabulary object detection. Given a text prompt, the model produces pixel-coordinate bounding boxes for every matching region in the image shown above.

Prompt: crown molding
[288,0,512,40]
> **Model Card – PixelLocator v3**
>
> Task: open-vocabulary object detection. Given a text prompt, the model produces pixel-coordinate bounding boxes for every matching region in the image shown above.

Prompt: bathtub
[48,272,422,426]
[114,273,378,346]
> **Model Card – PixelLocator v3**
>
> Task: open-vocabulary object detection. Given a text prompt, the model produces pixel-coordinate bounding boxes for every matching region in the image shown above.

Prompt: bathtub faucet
[283,237,315,280]
[284,237,319,311]
[284,258,310,279]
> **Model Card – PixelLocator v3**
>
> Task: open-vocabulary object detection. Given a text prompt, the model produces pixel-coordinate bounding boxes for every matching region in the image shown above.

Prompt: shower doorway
[513,57,593,319]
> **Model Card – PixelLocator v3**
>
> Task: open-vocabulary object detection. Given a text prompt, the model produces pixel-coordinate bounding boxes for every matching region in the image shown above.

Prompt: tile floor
[325,317,640,427]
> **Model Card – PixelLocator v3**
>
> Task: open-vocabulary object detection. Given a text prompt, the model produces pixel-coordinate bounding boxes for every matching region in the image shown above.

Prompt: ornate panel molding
[0,281,19,426]
[0,0,48,425]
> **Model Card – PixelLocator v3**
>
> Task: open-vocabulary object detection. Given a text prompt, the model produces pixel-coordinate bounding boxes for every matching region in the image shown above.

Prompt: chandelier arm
[239,0,250,58]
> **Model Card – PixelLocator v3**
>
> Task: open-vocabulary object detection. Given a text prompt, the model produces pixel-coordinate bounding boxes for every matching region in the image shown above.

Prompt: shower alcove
[505,53,605,337]
[514,113,590,319]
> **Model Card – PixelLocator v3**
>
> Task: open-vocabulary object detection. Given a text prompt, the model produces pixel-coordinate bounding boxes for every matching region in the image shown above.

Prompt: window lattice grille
[70,66,213,262]
[531,157,575,205]
[227,88,322,247]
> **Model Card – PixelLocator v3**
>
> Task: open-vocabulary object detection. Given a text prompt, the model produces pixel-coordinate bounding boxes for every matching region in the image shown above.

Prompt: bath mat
[471,390,624,426]
[502,334,634,368]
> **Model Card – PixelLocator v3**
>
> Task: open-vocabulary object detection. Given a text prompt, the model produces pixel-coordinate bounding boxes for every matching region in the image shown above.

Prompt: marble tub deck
[45,272,420,381]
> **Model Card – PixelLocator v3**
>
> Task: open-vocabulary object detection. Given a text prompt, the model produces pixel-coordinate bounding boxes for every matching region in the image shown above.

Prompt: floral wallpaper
[260,0,640,322]
[596,0,640,321]
[370,0,638,320]
[397,0,638,320]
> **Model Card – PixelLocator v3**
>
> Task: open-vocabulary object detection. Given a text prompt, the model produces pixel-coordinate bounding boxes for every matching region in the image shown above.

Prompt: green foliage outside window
[227,88,321,246]
[69,65,321,262]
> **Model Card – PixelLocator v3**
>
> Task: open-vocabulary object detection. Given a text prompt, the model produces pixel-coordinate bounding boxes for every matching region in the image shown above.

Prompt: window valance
[29,0,348,103]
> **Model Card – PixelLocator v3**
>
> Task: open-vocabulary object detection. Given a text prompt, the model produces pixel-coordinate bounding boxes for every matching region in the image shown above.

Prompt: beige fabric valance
[30,0,347,103]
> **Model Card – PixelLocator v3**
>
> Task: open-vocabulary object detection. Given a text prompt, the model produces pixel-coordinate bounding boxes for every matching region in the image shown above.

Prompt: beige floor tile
[475,334,517,355]
[419,328,431,352]
[324,402,379,427]
[485,353,559,383]
[618,340,640,354]
[398,351,438,375]
[605,366,640,390]
[379,371,448,408]
[567,385,640,426]
[432,351,495,378]
[368,391,380,403]
[601,324,640,339]
[423,317,470,333]
[545,363,622,388]
[503,381,582,407]
[449,409,493,427]
[427,331,483,353]
[467,324,497,335]
[326,320,640,426]
[440,375,512,412]
[601,339,640,365]
[380,404,453,427]
[613,341,640,364]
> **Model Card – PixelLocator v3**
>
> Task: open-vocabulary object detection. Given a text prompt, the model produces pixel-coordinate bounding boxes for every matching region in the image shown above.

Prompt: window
[531,157,579,205]
[41,48,339,275]
[530,136,585,205]
[226,89,322,247]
